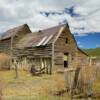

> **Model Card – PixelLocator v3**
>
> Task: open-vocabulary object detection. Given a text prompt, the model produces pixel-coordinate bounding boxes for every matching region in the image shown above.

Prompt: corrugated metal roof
[36,36,47,46]
[25,24,66,47]
[42,35,53,45]
[16,24,66,48]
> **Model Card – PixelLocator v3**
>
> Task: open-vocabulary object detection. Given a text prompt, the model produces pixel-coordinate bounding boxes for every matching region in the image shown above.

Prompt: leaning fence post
[73,67,81,88]
[13,59,19,79]
[64,68,76,95]
[95,63,100,80]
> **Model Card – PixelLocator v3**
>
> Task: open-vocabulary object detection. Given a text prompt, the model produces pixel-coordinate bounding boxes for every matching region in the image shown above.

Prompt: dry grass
[0,70,70,100]
[0,81,3,100]
[0,69,99,100]
[0,53,10,70]
[0,56,99,100]
[0,70,99,100]
[73,65,100,98]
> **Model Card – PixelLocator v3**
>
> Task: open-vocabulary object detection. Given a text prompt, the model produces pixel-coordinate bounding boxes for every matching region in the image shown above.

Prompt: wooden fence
[64,65,100,97]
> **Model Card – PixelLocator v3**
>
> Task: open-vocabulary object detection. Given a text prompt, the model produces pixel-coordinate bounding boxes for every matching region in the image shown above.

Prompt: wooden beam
[50,43,54,74]
[10,34,14,69]
[53,26,65,44]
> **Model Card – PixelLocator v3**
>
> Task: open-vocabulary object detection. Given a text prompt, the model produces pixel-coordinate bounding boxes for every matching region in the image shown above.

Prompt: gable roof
[16,24,88,56]
[16,24,66,48]
[0,24,31,40]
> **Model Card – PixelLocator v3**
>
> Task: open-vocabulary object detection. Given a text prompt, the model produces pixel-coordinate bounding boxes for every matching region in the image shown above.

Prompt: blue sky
[0,0,100,49]
[75,33,100,49]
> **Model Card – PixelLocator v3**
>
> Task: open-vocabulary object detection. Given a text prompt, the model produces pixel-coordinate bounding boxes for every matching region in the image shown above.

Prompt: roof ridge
[38,24,66,33]
[5,24,28,32]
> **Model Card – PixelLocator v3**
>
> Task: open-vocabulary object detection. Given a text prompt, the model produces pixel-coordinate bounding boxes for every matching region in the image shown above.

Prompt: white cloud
[96,44,100,48]
[71,0,100,34]
[77,41,80,45]
[79,44,83,48]
[77,41,83,48]
[0,0,100,36]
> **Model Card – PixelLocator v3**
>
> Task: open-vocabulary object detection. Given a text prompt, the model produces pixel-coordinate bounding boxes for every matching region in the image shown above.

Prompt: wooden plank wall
[13,44,52,73]
[13,44,52,58]
[54,28,77,71]
[0,26,31,54]
[0,39,11,54]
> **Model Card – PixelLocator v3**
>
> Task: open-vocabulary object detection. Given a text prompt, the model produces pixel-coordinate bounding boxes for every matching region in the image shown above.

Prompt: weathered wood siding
[53,27,77,71]
[13,44,52,58]
[0,39,11,54]
[0,26,31,54]
[13,44,52,73]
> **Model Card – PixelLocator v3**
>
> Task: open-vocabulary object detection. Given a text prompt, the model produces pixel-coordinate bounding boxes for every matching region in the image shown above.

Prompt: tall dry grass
[0,85,2,100]
[0,80,6,100]
[76,65,100,95]
[64,64,100,96]
[0,53,10,70]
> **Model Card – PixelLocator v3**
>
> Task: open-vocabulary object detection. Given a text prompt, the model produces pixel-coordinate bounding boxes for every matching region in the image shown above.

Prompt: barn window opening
[64,53,68,68]
[66,38,68,43]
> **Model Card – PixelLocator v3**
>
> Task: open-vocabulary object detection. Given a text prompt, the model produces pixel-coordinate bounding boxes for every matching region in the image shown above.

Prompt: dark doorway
[64,53,68,68]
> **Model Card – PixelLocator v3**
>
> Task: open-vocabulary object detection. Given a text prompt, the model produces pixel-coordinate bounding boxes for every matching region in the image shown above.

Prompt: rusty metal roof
[0,24,31,40]
[16,24,66,48]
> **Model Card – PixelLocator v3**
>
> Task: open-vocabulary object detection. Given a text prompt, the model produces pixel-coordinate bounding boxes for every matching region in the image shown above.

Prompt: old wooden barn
[0,24,88,73]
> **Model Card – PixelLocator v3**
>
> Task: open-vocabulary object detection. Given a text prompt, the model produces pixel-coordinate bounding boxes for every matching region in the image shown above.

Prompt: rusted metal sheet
[14,24,66,48]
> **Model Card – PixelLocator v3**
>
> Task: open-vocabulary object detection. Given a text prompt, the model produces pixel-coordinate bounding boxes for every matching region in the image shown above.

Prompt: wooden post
[40,58,44,69]
[14,59,18,79]
[89,57,92,66]
[64,68,76,94]
[45,59,48,74]
[50,43,54,74]
[15,63,18,79]
[68,54,72,68]
[10,33,14,69]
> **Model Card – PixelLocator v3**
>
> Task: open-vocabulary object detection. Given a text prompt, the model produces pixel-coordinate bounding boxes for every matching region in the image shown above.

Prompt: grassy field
[83,47,100,57]
[0,70,70,100]
[0,70,100,100]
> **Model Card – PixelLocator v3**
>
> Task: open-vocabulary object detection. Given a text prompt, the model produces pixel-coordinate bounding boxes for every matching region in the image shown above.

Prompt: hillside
[83,48,100,57]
